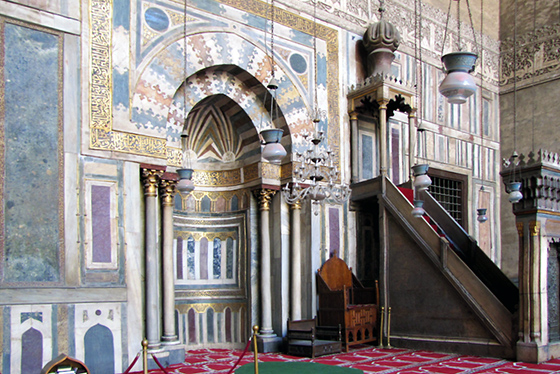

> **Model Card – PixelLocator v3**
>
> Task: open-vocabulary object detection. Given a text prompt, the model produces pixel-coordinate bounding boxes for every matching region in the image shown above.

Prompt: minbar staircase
[351,176,518,359]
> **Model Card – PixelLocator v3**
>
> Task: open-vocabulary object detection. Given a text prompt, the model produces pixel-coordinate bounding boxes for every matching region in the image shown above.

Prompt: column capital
[529,221,541,237]
[349,111,359,121]
[253,189,277,211]
[377,98,390,108]
[142,168,164,197]
[160,179,178,206]
[516,222,524,237]
[290,200,302,210]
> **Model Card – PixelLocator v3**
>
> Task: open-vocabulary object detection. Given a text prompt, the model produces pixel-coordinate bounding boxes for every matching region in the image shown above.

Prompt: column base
[146,345,186,370]
[255,335,282,353]
[516,341,549,363]
[161,335,180,345]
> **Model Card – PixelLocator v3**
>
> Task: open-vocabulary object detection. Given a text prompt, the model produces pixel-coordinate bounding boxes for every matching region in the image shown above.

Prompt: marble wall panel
[1,19,63,284]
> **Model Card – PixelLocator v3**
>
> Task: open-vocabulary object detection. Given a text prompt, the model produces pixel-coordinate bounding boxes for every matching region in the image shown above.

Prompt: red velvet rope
[226,337,253,374]
[122,351,141,374]
[150,353,171,374]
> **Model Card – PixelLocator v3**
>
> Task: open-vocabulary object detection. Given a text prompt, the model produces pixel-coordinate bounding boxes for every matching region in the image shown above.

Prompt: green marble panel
[2,23,61,282]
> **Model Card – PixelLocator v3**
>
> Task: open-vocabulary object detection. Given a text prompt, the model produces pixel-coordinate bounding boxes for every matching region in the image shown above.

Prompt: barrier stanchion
[252,326,259,374]
[387,307,392,348]
[378,306,385,347]
[226,327,255,374]
[142,339,148,374]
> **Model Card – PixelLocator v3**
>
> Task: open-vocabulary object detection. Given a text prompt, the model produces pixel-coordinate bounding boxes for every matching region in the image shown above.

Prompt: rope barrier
[227,325,259,374]
[150,353,171,374]
[226,337,253,374]
[126,327,260,374]
[122,351,141,374]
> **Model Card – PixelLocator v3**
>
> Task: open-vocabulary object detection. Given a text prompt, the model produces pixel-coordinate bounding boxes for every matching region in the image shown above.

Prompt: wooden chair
[316,256,379,351]
[286,318,342,358]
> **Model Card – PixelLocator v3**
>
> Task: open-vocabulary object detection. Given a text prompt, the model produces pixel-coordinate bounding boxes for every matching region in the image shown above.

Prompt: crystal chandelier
[282,118,350,213]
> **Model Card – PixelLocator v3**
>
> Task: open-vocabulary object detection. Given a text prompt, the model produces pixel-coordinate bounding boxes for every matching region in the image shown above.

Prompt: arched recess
[131,31,311,153]
[21,328,42,374]
[84,324,115,374]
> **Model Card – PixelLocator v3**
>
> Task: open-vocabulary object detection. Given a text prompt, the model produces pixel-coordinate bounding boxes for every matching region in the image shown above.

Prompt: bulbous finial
[362,5,401,77]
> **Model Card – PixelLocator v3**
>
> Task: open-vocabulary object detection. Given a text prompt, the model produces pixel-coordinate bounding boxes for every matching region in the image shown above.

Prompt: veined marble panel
[1,19,64,284]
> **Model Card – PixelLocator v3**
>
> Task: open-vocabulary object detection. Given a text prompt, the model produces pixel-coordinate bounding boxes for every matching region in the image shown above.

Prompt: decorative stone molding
[501,149,560,214]
[500,23,560,90]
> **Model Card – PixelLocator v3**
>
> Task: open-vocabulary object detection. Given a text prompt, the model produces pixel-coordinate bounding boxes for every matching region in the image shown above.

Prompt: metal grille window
[430,176,464,227]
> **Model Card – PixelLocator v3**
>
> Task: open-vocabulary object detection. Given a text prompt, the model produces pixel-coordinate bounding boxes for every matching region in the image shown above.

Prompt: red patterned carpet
[128,346,560,374]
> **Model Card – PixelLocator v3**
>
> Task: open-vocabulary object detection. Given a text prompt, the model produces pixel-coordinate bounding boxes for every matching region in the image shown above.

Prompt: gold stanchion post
[142,339,148,374]
[387,307,392,348]
[378,306,385,347]
[253,325,259,374]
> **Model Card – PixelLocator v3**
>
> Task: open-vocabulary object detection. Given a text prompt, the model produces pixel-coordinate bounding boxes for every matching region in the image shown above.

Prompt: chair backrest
[317,256,353,291]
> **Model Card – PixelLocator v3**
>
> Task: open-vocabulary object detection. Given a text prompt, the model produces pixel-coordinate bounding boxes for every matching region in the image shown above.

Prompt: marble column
[160,177,179,344]
[253,188,277,336]
[141,167,164,350]
[408,108,417,181]
[378,99,389,177]
[290,200,302,321]
[349,111,359,183]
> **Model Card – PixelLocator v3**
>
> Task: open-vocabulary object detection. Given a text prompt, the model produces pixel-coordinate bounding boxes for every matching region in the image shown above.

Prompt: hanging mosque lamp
[438,0,478,104]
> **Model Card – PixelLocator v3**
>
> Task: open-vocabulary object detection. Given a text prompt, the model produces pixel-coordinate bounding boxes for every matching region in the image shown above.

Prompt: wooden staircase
[351,176,518,357]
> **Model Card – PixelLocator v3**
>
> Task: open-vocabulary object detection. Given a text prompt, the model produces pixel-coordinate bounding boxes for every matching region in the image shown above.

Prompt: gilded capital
[253,189,277,211]
[160,179,177,206]
[349,111,359,121]
[290,200,302,210]
[142,168,163,197]
[516,222,524,237]
[529,221,541,237]
[378,99,390,109]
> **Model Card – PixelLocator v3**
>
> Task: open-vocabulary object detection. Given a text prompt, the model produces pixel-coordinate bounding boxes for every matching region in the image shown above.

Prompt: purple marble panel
[216,197,226,212]
[188,308,196,343]
[329,208,340,257]
[225,308,232,342]
[92,185,112,263]
[176,237,183,280]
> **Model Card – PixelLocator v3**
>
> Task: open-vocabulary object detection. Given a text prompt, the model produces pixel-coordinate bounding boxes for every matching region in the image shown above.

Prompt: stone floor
[126,345,560,374]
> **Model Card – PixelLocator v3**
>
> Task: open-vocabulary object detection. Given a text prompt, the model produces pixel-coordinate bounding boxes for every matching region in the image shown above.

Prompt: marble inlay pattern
[89,0,342,170]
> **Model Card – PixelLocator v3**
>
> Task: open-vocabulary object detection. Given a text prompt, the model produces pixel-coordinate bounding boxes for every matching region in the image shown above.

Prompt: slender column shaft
[517,222,529,342]
[142,168,163,350]
[529,221,543,343]
[408,109,417,181]
[378,100,389,177]
[254,189,277,335]
[350,111,359,183]
[160,179,179,344]
[290,202,302,321]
